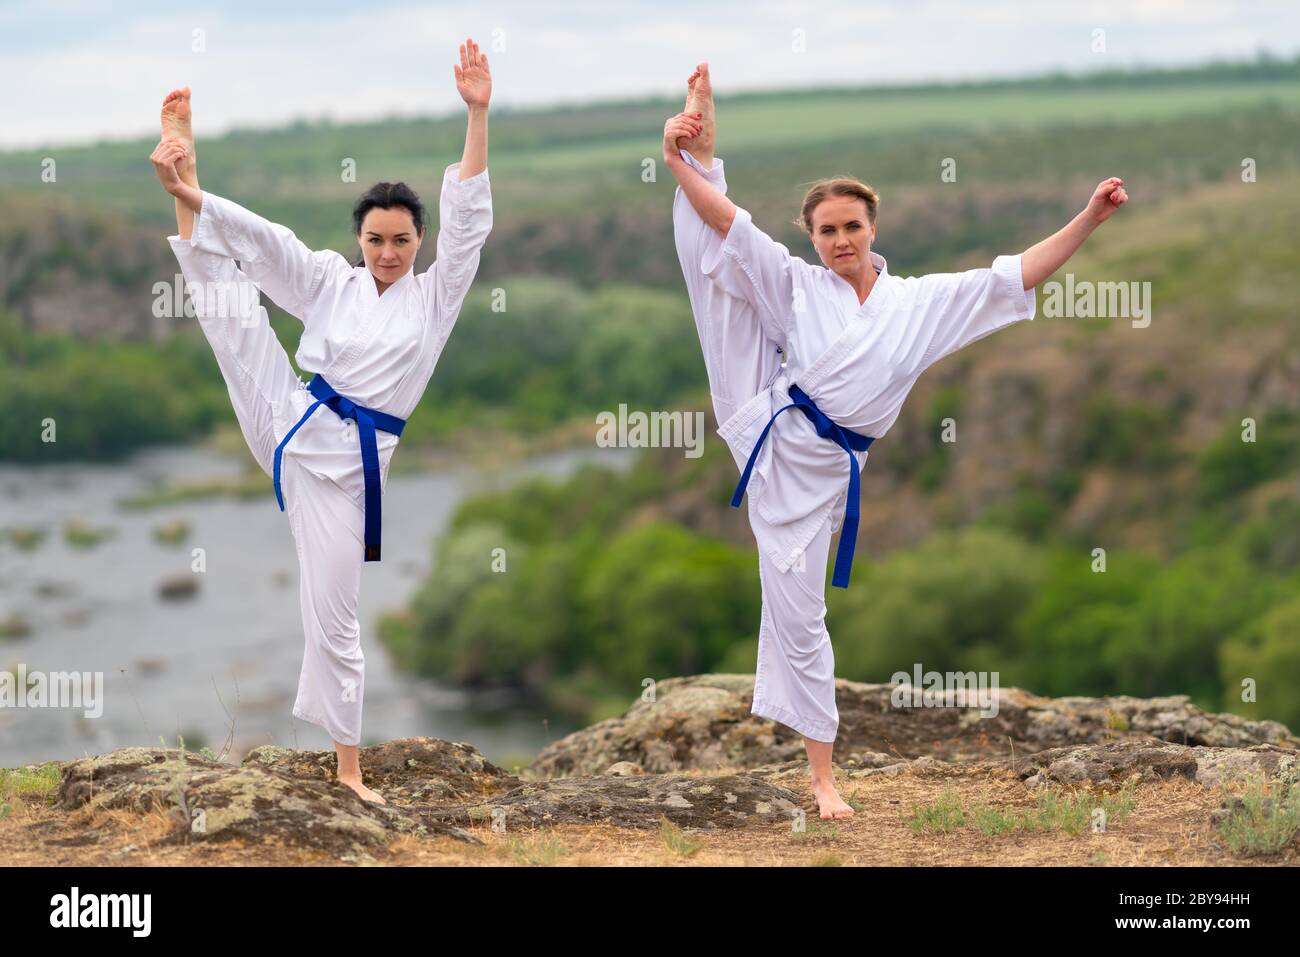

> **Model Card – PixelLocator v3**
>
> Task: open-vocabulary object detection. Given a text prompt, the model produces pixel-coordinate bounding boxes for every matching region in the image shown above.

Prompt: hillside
[379,165,1300,732]
[2,57,1297,465]
[0,57,1296,332]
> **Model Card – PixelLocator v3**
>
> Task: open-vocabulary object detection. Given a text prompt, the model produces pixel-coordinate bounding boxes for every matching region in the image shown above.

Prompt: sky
[3,0,1299,150]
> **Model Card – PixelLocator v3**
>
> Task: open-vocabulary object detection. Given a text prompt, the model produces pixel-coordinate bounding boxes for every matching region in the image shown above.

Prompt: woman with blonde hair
[666,62,1127,819]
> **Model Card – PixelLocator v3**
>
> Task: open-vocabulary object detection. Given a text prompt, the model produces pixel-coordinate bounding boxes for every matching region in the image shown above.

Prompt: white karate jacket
[168,162,492,508]
[677,148,1036,571]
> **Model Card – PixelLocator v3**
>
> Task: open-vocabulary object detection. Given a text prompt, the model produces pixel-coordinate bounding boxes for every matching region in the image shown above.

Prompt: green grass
[907,784,966,834]
[1216,775,1300,857]
[908,780,1137,837]
[0,764,62,806]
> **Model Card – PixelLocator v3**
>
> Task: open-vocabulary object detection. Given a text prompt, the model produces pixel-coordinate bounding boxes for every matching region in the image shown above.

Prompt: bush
[1196,411,1298,505]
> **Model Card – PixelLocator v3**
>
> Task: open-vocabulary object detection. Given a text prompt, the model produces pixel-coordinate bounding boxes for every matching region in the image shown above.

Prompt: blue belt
[272,372,406,562]
[730,383,875,588]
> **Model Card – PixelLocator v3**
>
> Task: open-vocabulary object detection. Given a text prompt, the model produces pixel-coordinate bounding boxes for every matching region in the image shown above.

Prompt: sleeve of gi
[182,190,344,325]
[697,193,796,352]
[912,253,1037,371]
[673,148,730,227]
[672,149,738,305]
[424,162,493,341]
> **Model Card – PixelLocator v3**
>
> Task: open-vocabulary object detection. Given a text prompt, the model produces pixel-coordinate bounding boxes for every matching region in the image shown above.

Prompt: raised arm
[424,162,492,334]
[423,37,493,335]
[155,166,340,326]
[666,117,800,350]
[909,255,1038,372]
[904,176,1127,371]
[453,37,489,180]
[665,128,737,236]
[1020,176,1128,289]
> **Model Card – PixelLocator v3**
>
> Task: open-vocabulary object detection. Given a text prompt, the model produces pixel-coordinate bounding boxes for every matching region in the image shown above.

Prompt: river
[0,442,636,769]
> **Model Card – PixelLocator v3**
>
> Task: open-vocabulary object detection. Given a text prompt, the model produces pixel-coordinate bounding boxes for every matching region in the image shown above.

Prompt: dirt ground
[2,764,1295,867]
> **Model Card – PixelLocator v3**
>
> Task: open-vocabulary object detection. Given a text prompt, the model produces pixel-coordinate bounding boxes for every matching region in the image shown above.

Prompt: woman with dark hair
[667,63,1127,820]
[151,39,493,804]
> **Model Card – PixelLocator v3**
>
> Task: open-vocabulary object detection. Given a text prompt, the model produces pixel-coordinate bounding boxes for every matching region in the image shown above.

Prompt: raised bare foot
[681,62,715,164]
[685,61,713,114]
[337,774,387,805]
[161,86,196,175]
[812,778,855,820]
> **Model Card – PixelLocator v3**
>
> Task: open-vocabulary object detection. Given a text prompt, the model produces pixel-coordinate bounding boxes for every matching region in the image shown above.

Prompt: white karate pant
[181,252,367,746]
[690,304,841,745]
[749,502,839,741]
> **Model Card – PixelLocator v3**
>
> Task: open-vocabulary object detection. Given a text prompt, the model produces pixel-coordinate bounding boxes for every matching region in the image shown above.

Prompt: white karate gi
[673,148,1035,742]
[168,162,492,745]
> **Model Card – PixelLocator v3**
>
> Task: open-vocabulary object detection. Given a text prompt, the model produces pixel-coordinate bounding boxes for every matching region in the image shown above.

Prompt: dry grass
[3,763,1295,867]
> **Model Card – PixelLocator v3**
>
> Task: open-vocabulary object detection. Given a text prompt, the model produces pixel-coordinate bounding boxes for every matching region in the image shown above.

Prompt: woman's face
[809,195,876,279]
[358,206,424,281]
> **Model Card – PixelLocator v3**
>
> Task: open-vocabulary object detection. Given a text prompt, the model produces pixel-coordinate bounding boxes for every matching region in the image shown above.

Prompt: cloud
[1,0,1296,150]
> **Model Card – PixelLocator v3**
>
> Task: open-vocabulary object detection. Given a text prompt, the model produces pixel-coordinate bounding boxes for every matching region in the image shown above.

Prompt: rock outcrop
[19,679,1296,861]
[1012,739,1299,790]
[55,743,482,860]
[525,675,1297,778]
[423,773,801,830]
[49,735,809,860]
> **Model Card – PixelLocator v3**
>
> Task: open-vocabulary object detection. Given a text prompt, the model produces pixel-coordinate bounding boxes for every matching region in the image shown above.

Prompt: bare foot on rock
[338,774,387,805]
